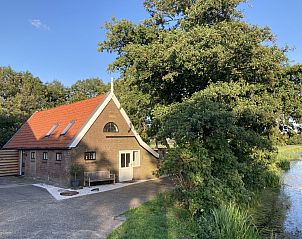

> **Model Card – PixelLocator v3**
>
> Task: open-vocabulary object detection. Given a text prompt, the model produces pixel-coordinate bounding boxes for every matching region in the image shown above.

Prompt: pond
[283,159,302,238]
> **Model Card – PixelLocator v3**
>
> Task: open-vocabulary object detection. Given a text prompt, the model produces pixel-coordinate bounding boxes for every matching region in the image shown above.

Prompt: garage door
[0,150,20,176]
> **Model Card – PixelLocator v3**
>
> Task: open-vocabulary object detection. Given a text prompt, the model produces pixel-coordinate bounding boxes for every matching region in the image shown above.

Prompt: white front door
[119,151,133,182]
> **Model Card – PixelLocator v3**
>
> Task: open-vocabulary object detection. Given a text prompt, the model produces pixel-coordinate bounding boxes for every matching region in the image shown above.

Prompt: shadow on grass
[108,193,195,239]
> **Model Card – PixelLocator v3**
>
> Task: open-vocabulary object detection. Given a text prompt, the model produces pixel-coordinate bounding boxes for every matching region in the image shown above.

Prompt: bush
[275,159,290,171]
[287,134,302,145]
[69,163,84,180]
[197,203,260,239]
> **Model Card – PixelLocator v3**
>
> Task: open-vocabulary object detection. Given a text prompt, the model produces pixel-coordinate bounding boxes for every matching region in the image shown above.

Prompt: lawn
[277,145,302,161]
[108,193,197,239]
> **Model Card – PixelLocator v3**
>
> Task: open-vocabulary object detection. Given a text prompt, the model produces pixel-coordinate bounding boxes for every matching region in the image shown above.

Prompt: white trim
[119,150,133,169]
[111,94,159,158]
[132,150,140,167]
[68,92,111,148]
[68,92,159,158]
[19,150,22,176]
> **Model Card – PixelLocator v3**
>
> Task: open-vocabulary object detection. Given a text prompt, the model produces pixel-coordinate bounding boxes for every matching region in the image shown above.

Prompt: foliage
[99,0,286,103]
[154,81,284,215]
[287,134,302,145]
[108,193,197,239]
[67,78,109,103]
[45,80,67,107]
[114,79,152,141]
[197,203,260,239]
[0,67,48,147]
[69,163,84,180]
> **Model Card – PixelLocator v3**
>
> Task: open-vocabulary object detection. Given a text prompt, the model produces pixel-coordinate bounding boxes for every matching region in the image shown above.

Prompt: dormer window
[103,122,118,133]
[45,123,59,137]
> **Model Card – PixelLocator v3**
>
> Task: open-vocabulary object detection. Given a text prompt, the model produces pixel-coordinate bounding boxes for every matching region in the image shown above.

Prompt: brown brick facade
[70,99,158,181]
[23,149,71,185]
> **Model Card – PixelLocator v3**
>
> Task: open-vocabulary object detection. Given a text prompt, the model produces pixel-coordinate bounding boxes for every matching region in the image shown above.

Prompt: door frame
[119,150,134,182]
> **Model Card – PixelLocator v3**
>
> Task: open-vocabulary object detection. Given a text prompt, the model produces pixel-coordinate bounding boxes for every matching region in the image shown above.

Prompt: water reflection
[283,160,302,237]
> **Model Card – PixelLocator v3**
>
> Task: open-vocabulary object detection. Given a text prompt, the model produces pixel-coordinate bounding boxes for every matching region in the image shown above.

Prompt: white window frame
[119,150,140,169]
[132,150,140,167]
[56,152,63,161]
[84,151,96,160]
[43,152,48,160]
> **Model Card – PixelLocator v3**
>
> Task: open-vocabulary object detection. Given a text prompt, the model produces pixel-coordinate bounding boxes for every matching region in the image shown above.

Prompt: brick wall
[70,99,158,181]
[23,149,71,185]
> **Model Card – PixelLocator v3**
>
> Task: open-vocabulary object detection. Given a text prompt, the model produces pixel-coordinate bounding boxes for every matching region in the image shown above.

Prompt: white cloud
[29,19,50,31]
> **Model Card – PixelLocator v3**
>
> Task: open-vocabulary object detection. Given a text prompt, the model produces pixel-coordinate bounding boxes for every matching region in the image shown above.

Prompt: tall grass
[198,203,260,239]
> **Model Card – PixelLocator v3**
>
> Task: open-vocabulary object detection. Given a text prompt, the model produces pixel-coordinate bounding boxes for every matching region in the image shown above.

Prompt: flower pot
[71,179,80,187]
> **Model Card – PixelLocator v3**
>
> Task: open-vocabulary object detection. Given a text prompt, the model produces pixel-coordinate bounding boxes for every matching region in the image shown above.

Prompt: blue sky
[0,0,301,86]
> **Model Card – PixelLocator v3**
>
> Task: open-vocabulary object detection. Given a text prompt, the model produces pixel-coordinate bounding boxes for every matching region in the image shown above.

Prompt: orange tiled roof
[3,94,106,149]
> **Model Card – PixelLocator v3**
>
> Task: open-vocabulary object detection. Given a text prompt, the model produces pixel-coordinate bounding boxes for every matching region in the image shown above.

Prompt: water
[283,160,302,237]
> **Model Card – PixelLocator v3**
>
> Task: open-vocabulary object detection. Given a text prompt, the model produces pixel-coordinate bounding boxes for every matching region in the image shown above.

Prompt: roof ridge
[35,94,106,115]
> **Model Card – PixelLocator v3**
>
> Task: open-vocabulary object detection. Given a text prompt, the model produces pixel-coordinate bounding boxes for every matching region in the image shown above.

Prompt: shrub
[69,163,84,180]
[275,159,290,171]
[197,203,260,239]
[287,134,302,145]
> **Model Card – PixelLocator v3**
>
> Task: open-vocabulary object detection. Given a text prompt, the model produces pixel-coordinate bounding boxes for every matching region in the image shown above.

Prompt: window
[46,123,59,137]
[121,152,131,168]
[43,152,48,160]
[56,152,63,161]
[119,150,140,168]
[103,122,118,133]
[132,150,140,167]
[84,152,96,160]
[61,120,75,135]
[31,152,36,161]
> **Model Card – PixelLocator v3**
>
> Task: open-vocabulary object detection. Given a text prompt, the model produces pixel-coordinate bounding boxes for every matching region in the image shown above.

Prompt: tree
[66,78,109,103]
[0,67,48,147]
[154,81,281,214]
[45,80,67,107]
[98,0,299,215]
[99,0,286,106]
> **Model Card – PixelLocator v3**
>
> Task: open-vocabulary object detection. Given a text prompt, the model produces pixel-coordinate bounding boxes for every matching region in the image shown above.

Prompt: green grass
[277,145,302,161]
[108,194,197,239]
[198,203,261,239]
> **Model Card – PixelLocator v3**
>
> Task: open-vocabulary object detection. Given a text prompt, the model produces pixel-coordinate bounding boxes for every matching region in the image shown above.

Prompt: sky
[0,0,301,86]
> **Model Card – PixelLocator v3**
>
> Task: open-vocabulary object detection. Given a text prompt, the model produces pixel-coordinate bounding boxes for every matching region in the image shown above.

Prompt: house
[2,87,159,185]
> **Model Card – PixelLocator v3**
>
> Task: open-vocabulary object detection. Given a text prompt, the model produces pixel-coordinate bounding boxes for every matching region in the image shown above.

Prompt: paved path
[0,177,172,239]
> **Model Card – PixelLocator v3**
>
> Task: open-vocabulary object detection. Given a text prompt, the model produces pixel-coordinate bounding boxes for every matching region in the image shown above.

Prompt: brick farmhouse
[3,90,159,185]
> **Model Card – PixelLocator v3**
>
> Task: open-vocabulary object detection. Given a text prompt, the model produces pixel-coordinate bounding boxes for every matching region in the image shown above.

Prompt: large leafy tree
[98,0,301,214]
[0,67,48,147]
[99,0,286,105]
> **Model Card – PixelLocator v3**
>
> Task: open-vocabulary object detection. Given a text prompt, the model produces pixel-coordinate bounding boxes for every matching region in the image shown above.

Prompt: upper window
[103,122,118,133]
